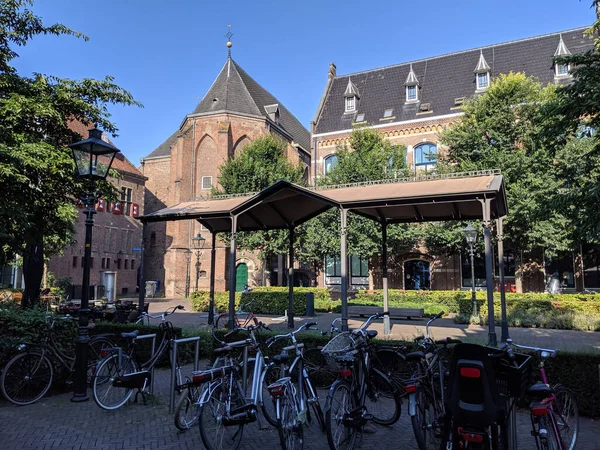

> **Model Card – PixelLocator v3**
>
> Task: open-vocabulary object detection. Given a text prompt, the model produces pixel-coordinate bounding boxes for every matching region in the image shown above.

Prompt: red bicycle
[214,299,257,330]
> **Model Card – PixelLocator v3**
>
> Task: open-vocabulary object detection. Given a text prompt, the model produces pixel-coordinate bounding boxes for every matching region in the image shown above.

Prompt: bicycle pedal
[362,413,374,421]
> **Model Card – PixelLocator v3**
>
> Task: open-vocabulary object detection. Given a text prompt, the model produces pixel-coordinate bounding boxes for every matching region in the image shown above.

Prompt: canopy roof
[139,171,507,229]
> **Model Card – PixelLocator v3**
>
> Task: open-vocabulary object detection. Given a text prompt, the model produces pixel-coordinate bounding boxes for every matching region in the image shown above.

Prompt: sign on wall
[132,203,139,217]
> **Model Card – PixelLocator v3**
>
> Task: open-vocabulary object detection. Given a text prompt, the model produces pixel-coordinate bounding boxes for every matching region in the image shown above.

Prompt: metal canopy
[318,174,507,222]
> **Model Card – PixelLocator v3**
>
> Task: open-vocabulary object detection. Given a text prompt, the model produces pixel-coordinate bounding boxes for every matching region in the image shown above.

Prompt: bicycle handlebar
[507,340,558,359]
[265,321,319,347]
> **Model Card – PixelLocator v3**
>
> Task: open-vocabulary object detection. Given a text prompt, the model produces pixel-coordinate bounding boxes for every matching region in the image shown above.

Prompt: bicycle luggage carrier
[494,352,531,397]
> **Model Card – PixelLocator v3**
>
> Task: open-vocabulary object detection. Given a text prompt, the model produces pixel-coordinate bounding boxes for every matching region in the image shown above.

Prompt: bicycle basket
[495,352,531,397]
[321,332,359,371]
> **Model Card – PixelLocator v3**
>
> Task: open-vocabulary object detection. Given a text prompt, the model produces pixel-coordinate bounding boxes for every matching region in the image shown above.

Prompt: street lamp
[192,233,206,292]
[184,249,192,298]
[69,127,120,402]
[462,223,478,317]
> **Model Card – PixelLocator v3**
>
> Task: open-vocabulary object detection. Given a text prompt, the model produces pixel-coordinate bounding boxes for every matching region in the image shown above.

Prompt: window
[477,72,489,90]
[556,63,569,76]
[116,259,121,270]
[201,176,212,190]
[355,113,365,122]
[324,154,339,175]
[101,258,106,269]
[131,260,135,271]
[383,109,393,118]
[494,252,516,277]
[461,253,487,288]
[414,143,437,171]
[72,256,77,268]
[200,224,208,231]
[199,270,207,279]
[150,231,157,246]
[106,259,110,269]
[345,96,356,112]
[121,187,132,216]
[545,253,575,289]
[124,259,129,270]
[406,85,417,101]
[325,256,341,277]
[122,229,133,253]
[351,255,368,277]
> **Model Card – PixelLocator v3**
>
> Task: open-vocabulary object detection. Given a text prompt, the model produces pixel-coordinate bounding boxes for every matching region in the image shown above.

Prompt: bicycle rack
[169,336,200,413]
[134,333,157,394]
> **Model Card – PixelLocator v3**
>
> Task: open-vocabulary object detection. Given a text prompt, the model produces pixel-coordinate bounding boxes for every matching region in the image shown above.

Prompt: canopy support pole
[340,208,348,332]
[228,214,238,330]
[382,221,390,335]
[288,226,295,329]
[209,231,216,325]
[138,222,147,314]
[480,198,498,346]
[497,216,509,342]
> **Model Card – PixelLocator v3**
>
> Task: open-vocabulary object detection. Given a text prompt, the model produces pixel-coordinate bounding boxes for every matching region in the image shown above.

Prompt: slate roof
[144,58,310,159]
[314,27,594,135]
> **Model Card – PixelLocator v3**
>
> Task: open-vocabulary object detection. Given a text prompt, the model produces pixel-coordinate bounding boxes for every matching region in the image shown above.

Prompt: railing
[134,333,157,394]
[169,336,201,413]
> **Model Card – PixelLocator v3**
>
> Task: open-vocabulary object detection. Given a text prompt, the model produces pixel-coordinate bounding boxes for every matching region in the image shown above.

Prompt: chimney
[328,62,337,79]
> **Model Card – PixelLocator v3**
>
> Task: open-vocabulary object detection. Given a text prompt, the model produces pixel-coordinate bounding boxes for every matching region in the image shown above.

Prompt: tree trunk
[514,251,524,294]
[22,241,44,308]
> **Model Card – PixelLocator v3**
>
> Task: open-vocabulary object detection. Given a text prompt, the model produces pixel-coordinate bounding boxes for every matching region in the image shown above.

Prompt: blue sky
[13,0,596,165]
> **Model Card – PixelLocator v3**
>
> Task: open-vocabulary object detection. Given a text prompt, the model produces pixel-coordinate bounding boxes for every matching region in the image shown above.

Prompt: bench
[348,305,425,320]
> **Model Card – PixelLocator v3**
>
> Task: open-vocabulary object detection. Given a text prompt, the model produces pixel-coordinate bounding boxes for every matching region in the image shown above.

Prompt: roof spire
[554,34,571,57]
[405,64,419,85]
[344,78,360,98]
[474,50,491,73]
[225,24,233,58]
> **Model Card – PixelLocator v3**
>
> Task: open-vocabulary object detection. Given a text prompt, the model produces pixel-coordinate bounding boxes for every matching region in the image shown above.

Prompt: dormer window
[383,109,393,118]
[344,78,360,113]
[355,113,365,122]
[474,50,491,91]
[556,63,569,76]
[264,104,280,124]
[404,64,419,104]
[554,34,572,79]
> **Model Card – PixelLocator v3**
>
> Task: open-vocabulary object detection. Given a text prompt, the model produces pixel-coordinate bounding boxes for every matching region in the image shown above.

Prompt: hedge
[190,287,334,315]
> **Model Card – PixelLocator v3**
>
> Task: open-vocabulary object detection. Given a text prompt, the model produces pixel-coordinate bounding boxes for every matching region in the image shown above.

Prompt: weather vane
[225,24,233,56]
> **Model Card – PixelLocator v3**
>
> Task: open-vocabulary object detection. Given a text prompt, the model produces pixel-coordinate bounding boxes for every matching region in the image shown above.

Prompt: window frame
[345,96,356,113]
[350,255,369,277]
[201,176,212,190]
[355,113,365,122]
[414,143,438,169]
[324,154,339,175]
[406,85,418,102]
[477,72,490,90]
[325,255,341,277]
[556,63,569,77]
[383,108,393,118]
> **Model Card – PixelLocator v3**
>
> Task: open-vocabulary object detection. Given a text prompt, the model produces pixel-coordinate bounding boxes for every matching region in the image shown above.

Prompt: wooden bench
[348,305,425,320]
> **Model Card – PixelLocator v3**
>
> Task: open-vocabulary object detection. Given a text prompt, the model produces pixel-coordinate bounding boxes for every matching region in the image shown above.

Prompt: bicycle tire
[552,386,578,450]
[261,364,281,427]
[215,313,234,330]
[277,383,304,450]
[198,379,244,450]
[366,369,401,426]
[371,348,412,394]
[411,386,442,450]
[174,386,201,430]
[92,353,138,410]
[1,351,53,406]
[325,379,357,450]
[87,337,114,384]
[303,347,337,389]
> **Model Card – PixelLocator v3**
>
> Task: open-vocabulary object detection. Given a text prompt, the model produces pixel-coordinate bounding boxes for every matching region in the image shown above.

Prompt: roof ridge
[336,26,589,78]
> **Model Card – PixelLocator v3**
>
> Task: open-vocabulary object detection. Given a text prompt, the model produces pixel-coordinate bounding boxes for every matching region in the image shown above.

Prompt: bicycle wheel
[1,351,53,405]
[304,347,337,389]
[174,385,201,430]
[277,383,304,450]
[551,386,578,450]
[92,353,138,410]
[199,379,244,450]
[326,380,357,450]
[215,314,234,330]
[261,364,281,427]
[371,348,412,394]
[411,387,442,450]
[87,337,114,383]
[366,369,401,426]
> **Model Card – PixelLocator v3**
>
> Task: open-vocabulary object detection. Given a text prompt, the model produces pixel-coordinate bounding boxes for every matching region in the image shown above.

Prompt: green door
[235,263,248,292]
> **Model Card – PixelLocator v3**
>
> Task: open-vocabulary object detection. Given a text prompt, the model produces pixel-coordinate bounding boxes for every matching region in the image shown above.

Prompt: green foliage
[0,1,141,307]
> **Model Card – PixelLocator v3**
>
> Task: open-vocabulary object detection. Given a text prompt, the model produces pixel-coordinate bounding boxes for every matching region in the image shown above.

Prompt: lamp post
[69,127,120,402]
[463,223,478,317]
[192,233,206,292]
[184,249,192,298]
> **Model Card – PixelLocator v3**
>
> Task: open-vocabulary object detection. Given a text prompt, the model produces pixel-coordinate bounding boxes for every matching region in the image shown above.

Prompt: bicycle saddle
[366,330,378,339]
[405,351,426,362]
[273,353,290,364]
[121,330,140,340]
[527,383,553,399]
[214,346,233,356]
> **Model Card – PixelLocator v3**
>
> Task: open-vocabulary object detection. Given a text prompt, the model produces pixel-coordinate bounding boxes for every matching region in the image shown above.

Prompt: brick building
[140,54,311,298]
[47,125,147,301]
[310,27,596,292]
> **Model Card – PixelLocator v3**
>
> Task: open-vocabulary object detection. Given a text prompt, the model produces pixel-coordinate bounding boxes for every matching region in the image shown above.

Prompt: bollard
[134,333,156,394]
[305,292,315,317]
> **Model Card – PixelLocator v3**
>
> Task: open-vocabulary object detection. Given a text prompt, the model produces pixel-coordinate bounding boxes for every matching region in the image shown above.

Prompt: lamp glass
[462,223,478,245]
[192,233,206,250]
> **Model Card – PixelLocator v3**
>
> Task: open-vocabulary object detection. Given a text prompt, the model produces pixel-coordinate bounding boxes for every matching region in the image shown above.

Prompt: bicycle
[508,339,578,450]
[402,312,462,450]
[195,321,279,450]
[91,305,185,410]
[322,311,402,450]
[215,298,257,330]
[266,321,326,450]
[1,315,114,405]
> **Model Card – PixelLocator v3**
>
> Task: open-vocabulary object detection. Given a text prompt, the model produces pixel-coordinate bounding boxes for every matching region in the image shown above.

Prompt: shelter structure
[139,170,509,344]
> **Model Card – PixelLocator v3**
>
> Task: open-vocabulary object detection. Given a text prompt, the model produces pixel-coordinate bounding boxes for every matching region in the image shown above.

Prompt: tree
[439,72,577,290]
[0,1,140,307]
[215,134,305,262]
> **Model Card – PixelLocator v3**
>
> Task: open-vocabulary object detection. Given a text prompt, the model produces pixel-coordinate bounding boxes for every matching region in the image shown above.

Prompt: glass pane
[461,253,487,288]
[478,72,488,88]
[361,257,368,277]
[415,144,437,165]
[351,255,359,277]
[546,253,575,289]
[324,155,339,174]
[325,256,335,276]
[73,149,91,176]
[407,86,416,100]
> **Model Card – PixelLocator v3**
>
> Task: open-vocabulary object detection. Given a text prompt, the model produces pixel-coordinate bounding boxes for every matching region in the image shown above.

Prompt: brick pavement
[1,365,599,450]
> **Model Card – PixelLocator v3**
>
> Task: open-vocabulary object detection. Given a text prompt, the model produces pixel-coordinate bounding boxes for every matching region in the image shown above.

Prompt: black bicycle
[91,305,184,410]
[1,315,114,405]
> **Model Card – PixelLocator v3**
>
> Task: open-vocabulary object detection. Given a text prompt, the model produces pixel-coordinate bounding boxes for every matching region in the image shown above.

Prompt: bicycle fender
[408,392,417,416]
[323,379,344,413]
[370,367,400,396]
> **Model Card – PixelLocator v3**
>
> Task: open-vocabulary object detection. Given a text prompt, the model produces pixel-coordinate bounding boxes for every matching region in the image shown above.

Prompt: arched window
[199,270,207,279]
[414,143,437,173]
[324,154,339,175]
